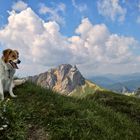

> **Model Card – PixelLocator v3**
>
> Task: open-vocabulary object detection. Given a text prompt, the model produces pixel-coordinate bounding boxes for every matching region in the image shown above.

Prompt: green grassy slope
[70,80,105,98]
[0,82,140,140]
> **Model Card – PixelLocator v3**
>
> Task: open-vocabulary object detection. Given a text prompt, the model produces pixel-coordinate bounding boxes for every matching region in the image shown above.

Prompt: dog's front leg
[9,80,17,98]
[0,80,4,100]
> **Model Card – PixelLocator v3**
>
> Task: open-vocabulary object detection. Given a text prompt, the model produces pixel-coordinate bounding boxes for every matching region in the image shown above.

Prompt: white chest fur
[0,59,15,79]
[0,59,16,93]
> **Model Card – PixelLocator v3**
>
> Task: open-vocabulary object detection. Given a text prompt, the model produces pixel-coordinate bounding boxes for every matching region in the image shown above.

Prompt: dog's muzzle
[9,59,21,69]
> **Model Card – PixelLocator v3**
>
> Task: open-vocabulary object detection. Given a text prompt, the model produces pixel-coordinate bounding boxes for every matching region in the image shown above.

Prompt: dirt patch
[27,124,49,140]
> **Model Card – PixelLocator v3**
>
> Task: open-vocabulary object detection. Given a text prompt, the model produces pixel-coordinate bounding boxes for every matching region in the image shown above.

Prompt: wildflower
[3,104,6,112]
[0,127,4,131]
[2,124,8,128]
[6,98,10,102]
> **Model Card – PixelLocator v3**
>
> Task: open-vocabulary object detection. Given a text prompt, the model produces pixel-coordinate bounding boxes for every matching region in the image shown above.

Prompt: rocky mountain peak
[27,64,85,94]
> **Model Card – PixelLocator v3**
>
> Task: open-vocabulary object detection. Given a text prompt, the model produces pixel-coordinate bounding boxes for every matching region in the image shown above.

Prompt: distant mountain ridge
[27,64,103,96]
[90,73,140,93]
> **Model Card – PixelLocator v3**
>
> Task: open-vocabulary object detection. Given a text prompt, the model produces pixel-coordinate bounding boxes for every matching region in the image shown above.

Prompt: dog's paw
[0,96,4,101]
[12,95,17,98]
[10,94,17,98]
[0,94,4,101]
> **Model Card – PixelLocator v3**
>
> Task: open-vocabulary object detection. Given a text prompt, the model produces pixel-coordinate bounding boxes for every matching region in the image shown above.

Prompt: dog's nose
[17,60,21,64]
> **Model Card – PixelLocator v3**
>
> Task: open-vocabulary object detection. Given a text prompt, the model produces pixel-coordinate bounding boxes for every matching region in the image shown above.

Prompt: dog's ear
[2,49,12,63]
[14,50,19,57]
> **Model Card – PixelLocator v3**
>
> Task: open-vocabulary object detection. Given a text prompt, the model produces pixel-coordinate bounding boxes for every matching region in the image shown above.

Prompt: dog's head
[2,49,21,69]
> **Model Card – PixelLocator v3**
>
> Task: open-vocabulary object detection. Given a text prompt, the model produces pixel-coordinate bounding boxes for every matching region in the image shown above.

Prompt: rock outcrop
[27,64,85,95]
[121,86,130,94]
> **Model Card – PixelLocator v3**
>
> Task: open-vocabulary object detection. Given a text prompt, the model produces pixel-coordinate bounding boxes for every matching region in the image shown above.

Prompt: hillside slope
[0,82,140,140]
[70,80,104,97]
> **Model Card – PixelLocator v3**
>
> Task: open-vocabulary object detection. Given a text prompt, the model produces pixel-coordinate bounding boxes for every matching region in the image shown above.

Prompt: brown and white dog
[0,49,24,100]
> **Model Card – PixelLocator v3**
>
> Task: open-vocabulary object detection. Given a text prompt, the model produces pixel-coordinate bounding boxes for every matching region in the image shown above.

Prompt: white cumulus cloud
[0,8,72,66]
[69,18,138,75]
[97,0,126,22]
[12,0,28,11]
[0,8,139,76]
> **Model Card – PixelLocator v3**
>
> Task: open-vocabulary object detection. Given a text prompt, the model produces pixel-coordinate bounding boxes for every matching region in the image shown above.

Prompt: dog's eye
[12,55,15,58]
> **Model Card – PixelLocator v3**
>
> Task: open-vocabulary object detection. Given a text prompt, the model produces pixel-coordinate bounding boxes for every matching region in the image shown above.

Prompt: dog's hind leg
[9,80,17,98]
[13,79,26,87]
[0,80,4,100]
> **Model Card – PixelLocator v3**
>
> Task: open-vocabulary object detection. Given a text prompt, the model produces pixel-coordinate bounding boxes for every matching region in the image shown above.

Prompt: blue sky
[0,0,139,39]
[0,0,140,76]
